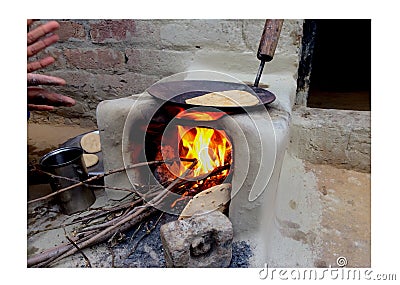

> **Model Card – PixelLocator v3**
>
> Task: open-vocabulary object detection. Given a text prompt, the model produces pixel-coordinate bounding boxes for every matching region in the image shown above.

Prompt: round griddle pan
[146,80,275,112]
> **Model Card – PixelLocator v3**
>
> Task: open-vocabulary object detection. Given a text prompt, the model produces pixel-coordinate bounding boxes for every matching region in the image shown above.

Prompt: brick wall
[29,19,303,127]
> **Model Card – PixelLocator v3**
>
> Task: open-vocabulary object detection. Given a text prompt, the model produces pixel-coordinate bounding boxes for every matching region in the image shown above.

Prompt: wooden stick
[28,186,160,267]
[74,196,147,225]
[28,158,192,205]
[65,235,92,268]
[27,229,97,267]
[28,160,197,267]
[144,159,198,207]
[43,207,158,267]
[28,195,150,267]
[168,163,231,194]
[41,160,198,267]
[34,167,148,193]
[125,212,164,258]
[76,207,137,233]
[107,244,116,268]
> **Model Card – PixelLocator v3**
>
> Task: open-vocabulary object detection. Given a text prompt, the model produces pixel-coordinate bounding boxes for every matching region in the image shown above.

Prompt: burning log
[169,163,232,206]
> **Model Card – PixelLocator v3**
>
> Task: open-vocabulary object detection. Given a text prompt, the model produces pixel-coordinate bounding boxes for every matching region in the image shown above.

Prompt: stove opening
[144,107,233,214]
[176,125,232,179]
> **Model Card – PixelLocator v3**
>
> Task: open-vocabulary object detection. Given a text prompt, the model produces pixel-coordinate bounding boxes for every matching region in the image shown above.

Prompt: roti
[80,132,101,153]
[83,153,99,168]
[178,183,231,220]
[185,90,259,107]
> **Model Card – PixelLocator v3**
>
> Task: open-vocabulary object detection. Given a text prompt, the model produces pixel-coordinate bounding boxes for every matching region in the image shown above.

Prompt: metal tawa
[146,80,276,113]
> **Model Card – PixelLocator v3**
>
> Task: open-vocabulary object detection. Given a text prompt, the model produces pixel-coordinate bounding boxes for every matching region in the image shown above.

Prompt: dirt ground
[27,122,371,268]
[305,162,371,267]
[28,123,96,165]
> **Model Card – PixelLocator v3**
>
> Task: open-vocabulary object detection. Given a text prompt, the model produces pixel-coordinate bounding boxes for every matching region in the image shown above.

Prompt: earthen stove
[97,71,293,266]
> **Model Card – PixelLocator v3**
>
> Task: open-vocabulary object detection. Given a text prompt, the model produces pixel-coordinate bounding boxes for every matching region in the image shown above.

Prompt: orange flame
[177,125,232,177]
[176,109,226,121]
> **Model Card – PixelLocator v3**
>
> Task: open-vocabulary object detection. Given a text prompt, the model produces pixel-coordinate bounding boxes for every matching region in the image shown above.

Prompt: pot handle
[257,19,284,62]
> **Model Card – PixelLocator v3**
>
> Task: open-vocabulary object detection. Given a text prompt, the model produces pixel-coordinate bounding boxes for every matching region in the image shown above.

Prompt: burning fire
[177,125,232,178]
[175,109,226,121]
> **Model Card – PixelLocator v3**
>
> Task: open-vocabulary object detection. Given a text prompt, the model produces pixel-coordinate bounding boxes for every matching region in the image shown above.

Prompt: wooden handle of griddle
[257,19,284,62]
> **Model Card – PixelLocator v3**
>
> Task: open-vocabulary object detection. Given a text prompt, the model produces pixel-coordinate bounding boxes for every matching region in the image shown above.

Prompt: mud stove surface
[97,84,290,267]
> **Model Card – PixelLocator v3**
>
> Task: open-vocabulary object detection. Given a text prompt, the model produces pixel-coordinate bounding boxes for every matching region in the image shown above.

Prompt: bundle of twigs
[28,157,232,267]
[27,158,197,267]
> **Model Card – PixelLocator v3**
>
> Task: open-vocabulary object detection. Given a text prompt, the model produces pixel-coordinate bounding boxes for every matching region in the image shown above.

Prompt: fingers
[28,104,55,111]
[27,56,55,72]
[28,33,59,58]
[28,73,66,86]
[27,20,73,112]
[27,20,59,45]
[28,87,76,108]
[27,20,60,58]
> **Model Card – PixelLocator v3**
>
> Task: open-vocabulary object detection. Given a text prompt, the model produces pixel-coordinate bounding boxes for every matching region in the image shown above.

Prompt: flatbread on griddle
[185,90,259,107]
[80,132,101,153]
[83,153,99,168]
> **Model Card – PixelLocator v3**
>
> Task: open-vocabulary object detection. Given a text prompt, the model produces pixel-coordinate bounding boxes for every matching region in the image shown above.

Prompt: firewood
[28,159,198,267]
[28,158,195,205]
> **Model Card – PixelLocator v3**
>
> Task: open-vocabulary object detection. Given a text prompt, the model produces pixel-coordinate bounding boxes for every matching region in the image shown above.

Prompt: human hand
[27,20,75,111]
[28,87,75,111]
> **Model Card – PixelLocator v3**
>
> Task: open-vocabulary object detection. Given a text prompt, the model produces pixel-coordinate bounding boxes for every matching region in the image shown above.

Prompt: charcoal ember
[154,145,179,184]
[199,175,227,191]
[160,210,233,268]
[154,165,173,184]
